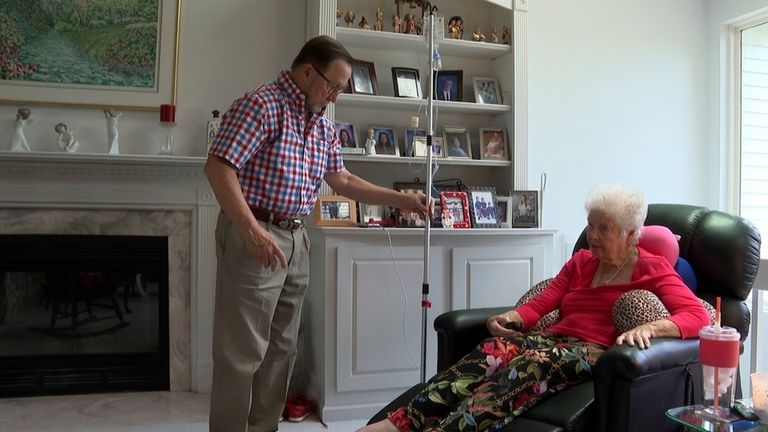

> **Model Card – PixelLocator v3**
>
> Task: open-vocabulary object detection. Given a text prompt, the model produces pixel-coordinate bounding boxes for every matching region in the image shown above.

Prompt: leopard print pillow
[515,278,560,331]
[612,289,716,333]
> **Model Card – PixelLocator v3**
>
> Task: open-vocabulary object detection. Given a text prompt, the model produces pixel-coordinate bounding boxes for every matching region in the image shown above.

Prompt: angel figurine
[502,25,511,45]
[336,8,343,26]
[55,122,80,153]
[344,10,355,27]
[392,14,401,33]
[490,27,499,43]
[365,128,377,155]
[472,27,486,42]
[10,108,32,152]
[358,16,370,30]
[105,108,122,154]
[374,6,384,31]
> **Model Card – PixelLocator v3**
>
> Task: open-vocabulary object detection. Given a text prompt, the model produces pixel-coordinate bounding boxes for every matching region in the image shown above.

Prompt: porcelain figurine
[10,108,32,152]
[55,122,80,153]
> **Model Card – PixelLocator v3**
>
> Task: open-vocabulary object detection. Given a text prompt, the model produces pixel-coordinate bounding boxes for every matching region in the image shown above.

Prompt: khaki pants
[209,212,310,432]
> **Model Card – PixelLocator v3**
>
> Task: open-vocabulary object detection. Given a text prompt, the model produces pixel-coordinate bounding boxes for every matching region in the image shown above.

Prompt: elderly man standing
[204,35,429,432]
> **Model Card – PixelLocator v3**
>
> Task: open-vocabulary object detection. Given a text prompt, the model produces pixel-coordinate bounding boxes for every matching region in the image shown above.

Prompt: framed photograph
[439,191,471,229]
[403,128,426,157]
[371,127,399,156]
[434,70,463,101]
[0,0,181,109]
[359,203,386,226]
[467,187,500,228]
[496,196,513,228]
[314,195,358,227]
[393,182,428,227]
[410,136,444,158]
[510,190,539,228]
[349,60,378,95]
[443,126,472,159]
[473,77,502,105]
[334,121,357,149]
[479,128,509,161]
[391,67,421,98]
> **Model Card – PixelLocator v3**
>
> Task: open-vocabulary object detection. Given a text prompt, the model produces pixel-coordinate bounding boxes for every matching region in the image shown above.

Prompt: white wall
[0,1,307,157]
[527,0,710,260]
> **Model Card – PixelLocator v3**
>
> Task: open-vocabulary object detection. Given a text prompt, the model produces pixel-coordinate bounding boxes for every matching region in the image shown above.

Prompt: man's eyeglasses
[312,65,347,95]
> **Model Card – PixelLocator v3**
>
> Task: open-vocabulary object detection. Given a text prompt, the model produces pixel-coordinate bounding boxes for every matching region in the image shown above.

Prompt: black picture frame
[433,70,463,101]
[392,67,421,98]
[467,187,500,228]
[510,190,539,228]
[349,60,379,95]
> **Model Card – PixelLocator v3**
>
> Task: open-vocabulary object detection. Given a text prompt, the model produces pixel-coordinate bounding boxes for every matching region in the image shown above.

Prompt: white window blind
[741,23,768,259]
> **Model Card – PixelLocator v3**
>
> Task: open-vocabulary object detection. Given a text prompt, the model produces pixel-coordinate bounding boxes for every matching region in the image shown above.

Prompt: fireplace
[0,234,170,396]
[0,153,219,393]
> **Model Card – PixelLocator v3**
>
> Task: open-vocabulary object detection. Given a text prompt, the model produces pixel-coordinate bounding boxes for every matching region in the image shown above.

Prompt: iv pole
[420,1,438,384]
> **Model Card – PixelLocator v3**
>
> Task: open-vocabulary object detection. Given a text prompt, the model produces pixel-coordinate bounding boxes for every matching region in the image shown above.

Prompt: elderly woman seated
[360,184,711,432]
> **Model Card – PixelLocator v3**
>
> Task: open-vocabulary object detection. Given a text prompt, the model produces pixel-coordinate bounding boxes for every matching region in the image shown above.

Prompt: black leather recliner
[370,204,761,432]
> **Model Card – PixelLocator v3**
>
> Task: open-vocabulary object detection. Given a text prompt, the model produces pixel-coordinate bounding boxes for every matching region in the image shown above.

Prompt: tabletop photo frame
[479,128,508,161]
[403,127,427,157]
[350,60,379,95]
[314,195,357,227]
[411,136,444,158]
[358,203,387,226]
[334,121,358,149]
[393,181,428,227]
[510,190,539,228]
[473,77,502,105]
[467,187,500,228]
[434,70,463,101]
[391,67,421,98]
[495,196,513,228]
[371,126,399,156]
[443,126,472,159]
[439,191,471,228]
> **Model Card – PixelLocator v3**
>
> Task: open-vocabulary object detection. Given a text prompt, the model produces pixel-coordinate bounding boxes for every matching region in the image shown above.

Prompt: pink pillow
[639,225,679,265]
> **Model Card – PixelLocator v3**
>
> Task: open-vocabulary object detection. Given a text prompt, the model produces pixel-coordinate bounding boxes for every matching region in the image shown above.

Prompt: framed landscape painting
[0,0,181,109]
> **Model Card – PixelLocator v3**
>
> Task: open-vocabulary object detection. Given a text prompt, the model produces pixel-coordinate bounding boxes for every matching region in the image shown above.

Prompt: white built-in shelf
[313,227,557,236]
[342,154,511,167]
[335,27,512,60]
[0,151,205,166]
[336,93,511,114]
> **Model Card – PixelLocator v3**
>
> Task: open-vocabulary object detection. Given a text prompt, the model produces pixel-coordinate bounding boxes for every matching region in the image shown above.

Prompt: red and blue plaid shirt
[209,70,344,216]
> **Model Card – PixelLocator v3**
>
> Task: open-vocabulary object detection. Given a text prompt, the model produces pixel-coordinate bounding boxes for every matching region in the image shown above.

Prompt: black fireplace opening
[0,234,170,397]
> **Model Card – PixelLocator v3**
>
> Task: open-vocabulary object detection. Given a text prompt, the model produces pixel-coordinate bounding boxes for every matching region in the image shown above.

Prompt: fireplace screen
[0,234,169,396]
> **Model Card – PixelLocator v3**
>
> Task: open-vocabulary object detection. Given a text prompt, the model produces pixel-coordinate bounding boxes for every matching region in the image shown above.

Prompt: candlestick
[158,121,176,155]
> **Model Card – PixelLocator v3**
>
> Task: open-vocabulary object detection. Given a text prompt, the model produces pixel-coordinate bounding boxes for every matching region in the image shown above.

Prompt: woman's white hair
[584,184,647,244]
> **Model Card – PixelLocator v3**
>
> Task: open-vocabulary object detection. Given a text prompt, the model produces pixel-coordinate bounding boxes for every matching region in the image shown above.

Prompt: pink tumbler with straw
[698,324,740,420]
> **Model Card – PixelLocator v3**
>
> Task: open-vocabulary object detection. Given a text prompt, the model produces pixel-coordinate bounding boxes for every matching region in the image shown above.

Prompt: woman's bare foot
[356,418,399,432]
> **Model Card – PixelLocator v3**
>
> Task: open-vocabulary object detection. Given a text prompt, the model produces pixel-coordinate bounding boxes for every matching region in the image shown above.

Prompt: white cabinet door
[335,244,446,391]
[451,238,549,310]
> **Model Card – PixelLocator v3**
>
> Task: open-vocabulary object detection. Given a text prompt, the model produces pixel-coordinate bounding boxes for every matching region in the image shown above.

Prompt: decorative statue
[365,128,377,155]
[403,13,416,34]
[10,107,32,152]
[447,15,463,39]
[392,14,401,33]
[472,27,486,42]
[336,8,343,26]
[374,6,384,31]
[104,108,122,155]
[502,25,511,45]
[358,16,370,30]
[54,122,80,153]
[344,10,355,27]
[490,27,499,43]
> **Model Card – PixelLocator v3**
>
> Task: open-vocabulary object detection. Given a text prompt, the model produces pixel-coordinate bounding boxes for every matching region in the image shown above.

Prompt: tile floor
[0,392,367,432]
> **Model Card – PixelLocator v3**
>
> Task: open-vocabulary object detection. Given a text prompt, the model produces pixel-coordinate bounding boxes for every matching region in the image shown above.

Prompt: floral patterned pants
[388,332,606,432]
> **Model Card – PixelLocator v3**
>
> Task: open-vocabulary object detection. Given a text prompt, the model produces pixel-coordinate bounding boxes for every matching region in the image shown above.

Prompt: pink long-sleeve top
[515,248,711,347]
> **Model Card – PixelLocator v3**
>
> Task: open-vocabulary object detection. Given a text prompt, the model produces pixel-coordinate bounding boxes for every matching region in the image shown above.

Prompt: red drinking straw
[713,296,721,412]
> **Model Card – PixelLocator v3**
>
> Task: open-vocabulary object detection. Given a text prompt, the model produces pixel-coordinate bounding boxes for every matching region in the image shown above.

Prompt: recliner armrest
[594,338,699,381]
[434,307,510,371]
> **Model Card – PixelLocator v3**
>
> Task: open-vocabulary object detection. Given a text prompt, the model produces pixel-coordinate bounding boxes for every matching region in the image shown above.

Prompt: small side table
[666,400,767,432]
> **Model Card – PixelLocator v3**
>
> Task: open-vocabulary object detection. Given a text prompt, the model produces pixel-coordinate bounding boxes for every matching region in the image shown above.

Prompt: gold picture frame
[314,195,358,227]
[0,0,181,109]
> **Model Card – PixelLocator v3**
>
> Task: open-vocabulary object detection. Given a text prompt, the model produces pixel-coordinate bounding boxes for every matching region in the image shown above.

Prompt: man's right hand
[246,225,288,271]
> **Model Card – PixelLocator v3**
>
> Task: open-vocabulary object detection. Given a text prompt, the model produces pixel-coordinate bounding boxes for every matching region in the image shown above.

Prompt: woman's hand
[487,310,524,337]
[616,319,680,349]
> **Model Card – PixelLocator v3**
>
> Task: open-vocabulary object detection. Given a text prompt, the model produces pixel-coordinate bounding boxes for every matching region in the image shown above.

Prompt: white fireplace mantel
[0,151,218,393]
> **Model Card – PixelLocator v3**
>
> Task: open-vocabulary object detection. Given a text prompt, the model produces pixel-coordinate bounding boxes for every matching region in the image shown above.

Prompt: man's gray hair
[584,184,647,244]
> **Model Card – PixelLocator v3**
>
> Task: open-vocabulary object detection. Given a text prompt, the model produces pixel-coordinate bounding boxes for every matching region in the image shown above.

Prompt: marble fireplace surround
[0,152,218,392]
